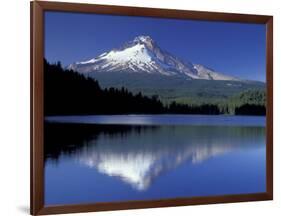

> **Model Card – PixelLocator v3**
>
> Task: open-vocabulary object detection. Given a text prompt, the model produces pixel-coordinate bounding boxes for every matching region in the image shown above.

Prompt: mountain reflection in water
[45,123,265,191]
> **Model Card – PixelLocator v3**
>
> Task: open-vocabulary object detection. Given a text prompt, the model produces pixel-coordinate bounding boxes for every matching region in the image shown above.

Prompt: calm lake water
[44,115,266,205]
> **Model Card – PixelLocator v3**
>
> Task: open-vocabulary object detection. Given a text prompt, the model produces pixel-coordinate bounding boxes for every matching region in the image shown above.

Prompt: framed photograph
[31,1,273,215]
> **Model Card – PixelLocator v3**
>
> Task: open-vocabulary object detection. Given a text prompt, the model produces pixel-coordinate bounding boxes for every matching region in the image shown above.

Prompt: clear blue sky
[45,11,266,81]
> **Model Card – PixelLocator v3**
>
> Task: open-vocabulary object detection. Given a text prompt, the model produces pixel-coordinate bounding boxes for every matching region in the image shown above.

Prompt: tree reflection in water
[45,122,265,191]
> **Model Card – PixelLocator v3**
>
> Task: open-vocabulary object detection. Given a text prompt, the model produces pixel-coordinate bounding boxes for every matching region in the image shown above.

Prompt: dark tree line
[235,104,266,116]
[44,60,164,115]
[168,102,220,115]
[44,60,265,116]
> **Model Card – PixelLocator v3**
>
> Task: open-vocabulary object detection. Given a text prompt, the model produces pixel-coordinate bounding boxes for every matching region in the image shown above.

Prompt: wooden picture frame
[31,1,273,215]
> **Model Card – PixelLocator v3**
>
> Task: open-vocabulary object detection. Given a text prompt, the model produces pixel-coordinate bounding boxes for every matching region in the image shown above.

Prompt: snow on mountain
[68,35,239,81]
[193,64,240,81]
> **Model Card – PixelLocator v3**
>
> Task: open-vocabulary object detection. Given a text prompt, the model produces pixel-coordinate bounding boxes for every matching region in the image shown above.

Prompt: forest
[44,60,266,116]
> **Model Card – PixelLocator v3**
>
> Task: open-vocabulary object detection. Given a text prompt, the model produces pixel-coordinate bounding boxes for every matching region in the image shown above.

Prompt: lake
[44,115,266,205]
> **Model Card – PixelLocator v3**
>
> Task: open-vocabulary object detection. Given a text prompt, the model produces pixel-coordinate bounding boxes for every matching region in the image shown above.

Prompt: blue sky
[45,11,266,82]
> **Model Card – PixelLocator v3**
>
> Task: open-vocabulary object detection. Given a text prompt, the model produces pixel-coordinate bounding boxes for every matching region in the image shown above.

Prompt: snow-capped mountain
[68,35,239,81]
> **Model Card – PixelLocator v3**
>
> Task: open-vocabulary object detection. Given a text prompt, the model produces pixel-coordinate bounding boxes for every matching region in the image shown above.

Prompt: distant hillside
[45,60,265,116]
[89,72,265,105]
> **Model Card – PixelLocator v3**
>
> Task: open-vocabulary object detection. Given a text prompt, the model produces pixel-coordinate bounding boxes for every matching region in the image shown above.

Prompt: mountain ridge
[68,35,240,81]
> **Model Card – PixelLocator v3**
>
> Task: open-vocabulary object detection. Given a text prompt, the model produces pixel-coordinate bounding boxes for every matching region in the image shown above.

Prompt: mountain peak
[132,35,155,49]
[134,35,153,43]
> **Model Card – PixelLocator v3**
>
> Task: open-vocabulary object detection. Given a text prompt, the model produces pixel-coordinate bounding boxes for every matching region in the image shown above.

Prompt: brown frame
[31,1,273,215]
